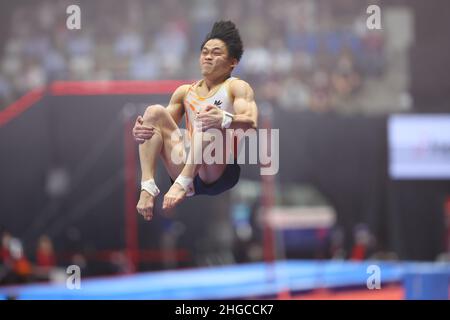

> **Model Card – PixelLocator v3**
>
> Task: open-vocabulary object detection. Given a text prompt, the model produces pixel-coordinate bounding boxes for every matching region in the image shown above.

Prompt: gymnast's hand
[195,104,223,131]
[132,115,155,144]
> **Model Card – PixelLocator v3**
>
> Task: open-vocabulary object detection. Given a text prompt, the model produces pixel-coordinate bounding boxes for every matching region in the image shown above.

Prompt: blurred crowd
[0,230,136,285]
[0,0,384,113]
[0,231,60,284]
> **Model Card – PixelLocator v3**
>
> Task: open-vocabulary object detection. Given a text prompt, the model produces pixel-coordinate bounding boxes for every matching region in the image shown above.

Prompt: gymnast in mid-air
[132,21,258,221]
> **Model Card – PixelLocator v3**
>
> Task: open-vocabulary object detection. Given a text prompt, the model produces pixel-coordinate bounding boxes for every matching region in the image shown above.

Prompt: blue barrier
[404,265,449,300]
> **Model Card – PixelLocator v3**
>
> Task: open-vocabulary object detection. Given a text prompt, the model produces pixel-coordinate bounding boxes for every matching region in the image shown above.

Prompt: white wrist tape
[221,111,233,129]
[174,175,195,197]
[141,179,160,197]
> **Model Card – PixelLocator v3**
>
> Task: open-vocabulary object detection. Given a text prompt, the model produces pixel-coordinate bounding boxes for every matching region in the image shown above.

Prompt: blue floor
[0,260,449,300]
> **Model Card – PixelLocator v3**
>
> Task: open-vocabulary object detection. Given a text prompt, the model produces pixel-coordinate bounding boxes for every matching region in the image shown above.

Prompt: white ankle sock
[174,175,195,197]
[141,179,160,196]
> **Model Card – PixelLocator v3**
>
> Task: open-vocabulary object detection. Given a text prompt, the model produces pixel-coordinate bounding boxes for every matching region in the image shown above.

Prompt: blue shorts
[170,162,241,196]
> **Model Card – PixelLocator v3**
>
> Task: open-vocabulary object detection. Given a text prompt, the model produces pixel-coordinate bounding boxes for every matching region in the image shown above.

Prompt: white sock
[141,179,160,197]
[174,175,195,197]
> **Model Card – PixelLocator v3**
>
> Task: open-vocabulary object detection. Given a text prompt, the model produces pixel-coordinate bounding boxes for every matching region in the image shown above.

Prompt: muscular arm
[191,79,258,132]
[229,80,258,130]
[166,84,188,125]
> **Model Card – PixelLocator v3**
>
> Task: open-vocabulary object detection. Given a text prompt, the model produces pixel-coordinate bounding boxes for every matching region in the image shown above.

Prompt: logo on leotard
[214,100,222,107]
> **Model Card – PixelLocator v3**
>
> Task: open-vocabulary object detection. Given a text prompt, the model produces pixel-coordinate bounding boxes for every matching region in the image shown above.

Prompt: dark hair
[201,20,244,62]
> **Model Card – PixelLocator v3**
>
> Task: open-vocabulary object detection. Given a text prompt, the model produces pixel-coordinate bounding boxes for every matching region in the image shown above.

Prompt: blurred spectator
[115,27,143,58]
[9,237,33,284]
[350,224,376,260]
[1,231,12,266]
[331,48,361,97]
[310,70,333,112]
[277,75,310,111]
[329,226,346,260]
[36,235,56,269]
[32,235,58,282]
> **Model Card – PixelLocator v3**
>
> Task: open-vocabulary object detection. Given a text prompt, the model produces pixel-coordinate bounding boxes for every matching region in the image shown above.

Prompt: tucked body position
[133,21,258,220]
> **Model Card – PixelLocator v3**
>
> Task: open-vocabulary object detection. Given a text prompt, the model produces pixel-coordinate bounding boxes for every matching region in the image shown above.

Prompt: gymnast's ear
[230,58,238,69]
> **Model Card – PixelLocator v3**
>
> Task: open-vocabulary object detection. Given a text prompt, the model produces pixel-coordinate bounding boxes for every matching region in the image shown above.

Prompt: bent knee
[143,104,166,123]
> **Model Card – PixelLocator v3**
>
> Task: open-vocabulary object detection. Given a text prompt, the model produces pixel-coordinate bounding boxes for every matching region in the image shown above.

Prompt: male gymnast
[132,21,258,221]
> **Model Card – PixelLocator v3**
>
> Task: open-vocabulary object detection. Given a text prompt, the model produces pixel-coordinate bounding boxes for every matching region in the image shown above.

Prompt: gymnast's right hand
[132,115,155,144]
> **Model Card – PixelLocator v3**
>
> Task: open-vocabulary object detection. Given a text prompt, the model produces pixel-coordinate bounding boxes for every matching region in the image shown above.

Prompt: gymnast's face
[200,39,237,79]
